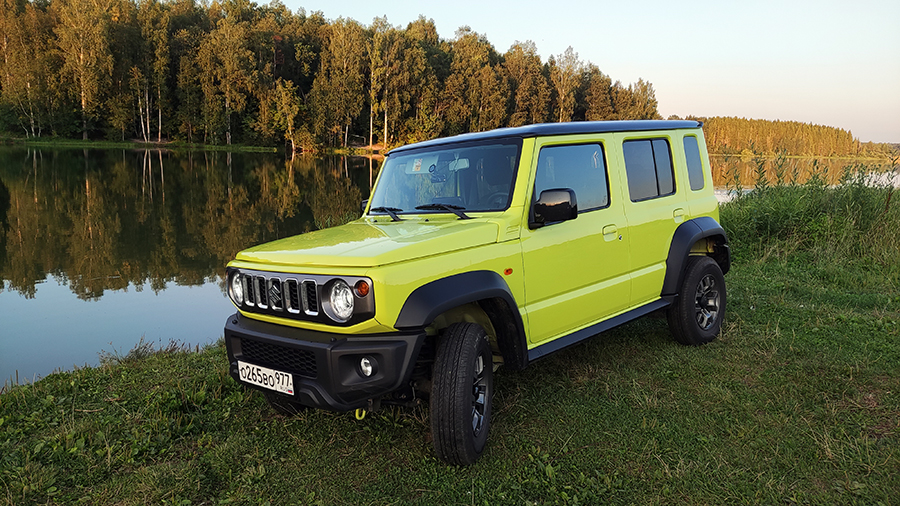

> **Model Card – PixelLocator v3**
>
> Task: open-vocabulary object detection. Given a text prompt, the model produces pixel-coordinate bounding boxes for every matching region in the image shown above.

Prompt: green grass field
[1,171,898,505]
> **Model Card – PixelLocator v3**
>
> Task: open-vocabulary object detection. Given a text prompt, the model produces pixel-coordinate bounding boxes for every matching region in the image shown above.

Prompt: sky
[279,0,900,143]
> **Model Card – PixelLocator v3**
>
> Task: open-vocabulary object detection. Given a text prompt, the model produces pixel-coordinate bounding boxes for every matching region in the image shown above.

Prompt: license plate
[237,361,294,395]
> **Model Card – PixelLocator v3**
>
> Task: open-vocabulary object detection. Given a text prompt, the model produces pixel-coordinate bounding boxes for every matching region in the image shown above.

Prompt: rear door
[613,133,687,305]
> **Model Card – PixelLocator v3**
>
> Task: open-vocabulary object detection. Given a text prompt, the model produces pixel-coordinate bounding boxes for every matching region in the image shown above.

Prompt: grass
[1,167,899,505]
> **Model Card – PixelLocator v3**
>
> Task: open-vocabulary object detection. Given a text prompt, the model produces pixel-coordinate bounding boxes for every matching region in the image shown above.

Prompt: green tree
[584,64,615,121]
[402,16,445,143]
[549,46,582,123]
[614,78,660,120]
[198,15,256,145]
[0,0,54,138]
[172,26,204,143]
[271,77,302,153]
[137,0,171,142]
[503,41,550,127]
[367,16,420,147]
[443,27,506,134]
[54,0,115,139]
[311,18,366,146]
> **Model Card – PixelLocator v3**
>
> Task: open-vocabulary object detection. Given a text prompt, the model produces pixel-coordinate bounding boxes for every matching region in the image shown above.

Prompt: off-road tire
[263,391,307,416]
[667,256,726,346]
[430,322,493,465]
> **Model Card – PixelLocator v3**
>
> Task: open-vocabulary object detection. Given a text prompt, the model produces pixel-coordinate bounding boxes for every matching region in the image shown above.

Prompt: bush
[720,163,900,284]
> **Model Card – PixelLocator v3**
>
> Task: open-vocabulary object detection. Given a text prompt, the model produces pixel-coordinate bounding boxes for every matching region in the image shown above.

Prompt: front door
[520,137,632,347]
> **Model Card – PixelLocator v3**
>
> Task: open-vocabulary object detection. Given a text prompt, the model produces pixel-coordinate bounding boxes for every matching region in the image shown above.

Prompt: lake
[0,147,377,387]
[0,146,888,387]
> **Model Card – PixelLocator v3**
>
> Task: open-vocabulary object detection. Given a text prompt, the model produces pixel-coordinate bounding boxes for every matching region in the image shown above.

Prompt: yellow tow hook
[355,408,367,420]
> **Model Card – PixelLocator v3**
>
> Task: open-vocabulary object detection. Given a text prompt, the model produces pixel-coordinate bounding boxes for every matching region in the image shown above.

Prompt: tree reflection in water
[0,147,376,300]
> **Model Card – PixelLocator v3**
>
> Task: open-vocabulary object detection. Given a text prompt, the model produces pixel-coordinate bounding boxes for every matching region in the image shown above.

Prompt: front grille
[228,268,373,326]
[240,338,318,378]
[237,272,318,316]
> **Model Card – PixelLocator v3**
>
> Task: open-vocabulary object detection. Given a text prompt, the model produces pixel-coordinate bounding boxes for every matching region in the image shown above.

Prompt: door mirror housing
[531,188,577,229]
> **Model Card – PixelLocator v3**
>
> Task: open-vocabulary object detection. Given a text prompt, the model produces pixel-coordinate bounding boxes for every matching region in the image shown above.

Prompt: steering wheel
[485,192,508,209]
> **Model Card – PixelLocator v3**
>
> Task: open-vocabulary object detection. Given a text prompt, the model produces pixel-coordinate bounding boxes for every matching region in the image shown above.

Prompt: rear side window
[683,136,705,191]
[535,144,609,211]
[623,138,675,201]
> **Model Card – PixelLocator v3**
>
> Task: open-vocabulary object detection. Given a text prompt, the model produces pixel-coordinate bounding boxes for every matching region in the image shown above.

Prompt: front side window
[369,140,521,215]
[623,138,675,201]
[534,143,609,211]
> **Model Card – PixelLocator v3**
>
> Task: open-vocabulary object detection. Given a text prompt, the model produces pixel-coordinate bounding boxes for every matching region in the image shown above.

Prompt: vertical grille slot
[255,276,268,308]
[243,274,255,305]
[286,279,301,314]
[301,280,319,315]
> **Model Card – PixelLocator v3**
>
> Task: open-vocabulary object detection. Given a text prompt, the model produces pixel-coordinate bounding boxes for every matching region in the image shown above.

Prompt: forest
[0,0,662,150]
[693,116,896,158]
[1,0,895,157]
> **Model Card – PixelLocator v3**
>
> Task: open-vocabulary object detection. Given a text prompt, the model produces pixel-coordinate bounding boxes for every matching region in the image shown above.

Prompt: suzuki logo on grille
[269,283,282,305]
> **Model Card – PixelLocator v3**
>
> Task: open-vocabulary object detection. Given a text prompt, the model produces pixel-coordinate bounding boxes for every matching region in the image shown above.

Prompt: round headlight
[329,279,354,322]
[230,273,244,305]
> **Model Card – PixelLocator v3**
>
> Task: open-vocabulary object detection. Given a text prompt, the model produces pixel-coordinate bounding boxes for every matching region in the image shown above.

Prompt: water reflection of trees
[710,155,888,188]
[0,148,374,300]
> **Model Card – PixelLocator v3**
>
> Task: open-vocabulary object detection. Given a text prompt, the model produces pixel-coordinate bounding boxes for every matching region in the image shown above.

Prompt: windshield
[369,140,521,215]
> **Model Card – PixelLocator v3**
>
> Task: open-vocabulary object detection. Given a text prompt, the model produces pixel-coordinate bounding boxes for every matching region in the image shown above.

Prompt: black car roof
[387,120,703,155]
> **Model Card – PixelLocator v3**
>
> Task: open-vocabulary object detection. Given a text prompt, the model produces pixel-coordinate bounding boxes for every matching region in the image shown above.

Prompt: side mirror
[530,189,577,229]
[360,199,369,214]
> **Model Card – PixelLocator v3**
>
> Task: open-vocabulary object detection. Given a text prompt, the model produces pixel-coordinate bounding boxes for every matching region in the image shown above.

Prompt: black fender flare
[662,217,731,298]
[394,270,528,370]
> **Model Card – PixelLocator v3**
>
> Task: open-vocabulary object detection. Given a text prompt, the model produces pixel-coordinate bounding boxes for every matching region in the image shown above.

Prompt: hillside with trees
[0,0,661,149]
[686,116,895,159]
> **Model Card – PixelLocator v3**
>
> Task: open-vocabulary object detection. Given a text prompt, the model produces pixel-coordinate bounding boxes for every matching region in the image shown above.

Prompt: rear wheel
[263,391,307,416]
[667,256,726,346]
[430,322,493,465]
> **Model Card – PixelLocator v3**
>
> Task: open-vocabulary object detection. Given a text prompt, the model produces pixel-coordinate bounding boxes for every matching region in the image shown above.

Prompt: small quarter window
[535,144,609,211]
[683,136,705,191]
[623,138,675,201]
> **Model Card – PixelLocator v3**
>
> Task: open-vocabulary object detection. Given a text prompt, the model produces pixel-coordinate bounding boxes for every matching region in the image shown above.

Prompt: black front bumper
[224,313,425,412]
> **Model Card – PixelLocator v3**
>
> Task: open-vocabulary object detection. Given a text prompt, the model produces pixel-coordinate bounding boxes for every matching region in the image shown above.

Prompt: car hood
[234,218,501,268]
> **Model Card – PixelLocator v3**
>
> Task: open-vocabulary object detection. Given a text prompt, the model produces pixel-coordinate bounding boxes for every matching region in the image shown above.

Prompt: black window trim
[683,134,706,192]
[531,141,612,215]
[623,136,677,203]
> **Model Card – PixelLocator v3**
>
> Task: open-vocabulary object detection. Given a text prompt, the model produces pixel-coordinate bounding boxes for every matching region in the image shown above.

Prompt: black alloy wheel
[431,322,494,465]
[667,256,727,346]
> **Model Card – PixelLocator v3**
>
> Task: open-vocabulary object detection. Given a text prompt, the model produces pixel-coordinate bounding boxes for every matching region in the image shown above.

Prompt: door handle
[673,208,685,223]
[602,224,620,241]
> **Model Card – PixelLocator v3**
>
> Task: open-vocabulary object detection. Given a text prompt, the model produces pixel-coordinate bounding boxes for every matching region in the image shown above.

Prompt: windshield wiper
[414,203,471,220]
[369,206,403,222]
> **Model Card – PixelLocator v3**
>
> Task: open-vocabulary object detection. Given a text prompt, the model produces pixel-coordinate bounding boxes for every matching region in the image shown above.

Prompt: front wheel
[430,322,493,465]
[667,256,727,346]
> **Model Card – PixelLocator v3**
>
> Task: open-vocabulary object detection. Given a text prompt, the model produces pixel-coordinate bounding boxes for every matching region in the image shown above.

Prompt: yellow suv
[223,120,730,465]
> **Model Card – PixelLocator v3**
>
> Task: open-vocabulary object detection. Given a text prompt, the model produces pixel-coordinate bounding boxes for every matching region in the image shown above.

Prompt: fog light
[360,357,375,377]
